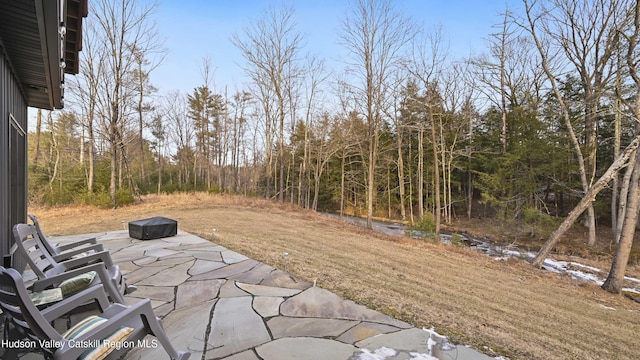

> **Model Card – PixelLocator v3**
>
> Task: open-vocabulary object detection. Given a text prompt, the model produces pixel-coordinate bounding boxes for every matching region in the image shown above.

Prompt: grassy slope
[31,193,640,360]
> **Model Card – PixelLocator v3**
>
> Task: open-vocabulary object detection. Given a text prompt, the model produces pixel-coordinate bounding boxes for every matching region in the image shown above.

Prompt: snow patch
[408,352,439,360]
[355,347,397,360]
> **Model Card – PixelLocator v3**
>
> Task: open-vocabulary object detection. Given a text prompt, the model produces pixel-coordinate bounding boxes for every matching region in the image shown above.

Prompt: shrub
[411,212,437,240]
[208,184,222,195]
[115,189,135,206]
[522,207,559,238]
[42,188,74,206]
[74,191,111,208]
[451,233,464,247]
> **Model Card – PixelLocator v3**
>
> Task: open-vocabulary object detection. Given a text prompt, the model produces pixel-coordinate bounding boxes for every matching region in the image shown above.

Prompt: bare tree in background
[163,90,194,187]
[91,0,161,206]
[519,0,629,247]
[230,91,252,193]
[405,27,446,235]
[131,38,164,187]
[233,4,303,202]
[340,0,414,228]
[301,57,330,208]
[519,0,639,268]
[67,18,105,194]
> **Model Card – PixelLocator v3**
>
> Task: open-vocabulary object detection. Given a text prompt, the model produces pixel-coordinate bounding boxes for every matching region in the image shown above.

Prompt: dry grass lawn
[30,193,640,360]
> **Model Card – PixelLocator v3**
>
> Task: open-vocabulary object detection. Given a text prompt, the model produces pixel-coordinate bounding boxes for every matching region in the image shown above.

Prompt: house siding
[0,45,28,267]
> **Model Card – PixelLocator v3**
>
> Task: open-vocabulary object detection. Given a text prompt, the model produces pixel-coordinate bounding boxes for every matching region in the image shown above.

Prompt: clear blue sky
[151,0,523,96]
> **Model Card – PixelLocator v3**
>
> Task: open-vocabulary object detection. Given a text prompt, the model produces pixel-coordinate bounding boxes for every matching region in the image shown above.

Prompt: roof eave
[34,0,63,109]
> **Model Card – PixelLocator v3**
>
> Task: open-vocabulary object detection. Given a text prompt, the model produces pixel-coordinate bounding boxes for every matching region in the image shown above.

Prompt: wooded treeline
[28,0,640,292]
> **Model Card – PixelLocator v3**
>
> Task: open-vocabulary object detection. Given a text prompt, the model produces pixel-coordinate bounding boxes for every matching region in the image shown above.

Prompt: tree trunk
[47,112,59,189]
[367,126,378,228]
[87,116,95,193]
[340,150,346,216]
[138,66,145,186]
[611,98,621,241]
[602,149,640,293]
[34,109,42,166]
[396,129,406,220]
[428,105,441,236]
[418,126,424,218]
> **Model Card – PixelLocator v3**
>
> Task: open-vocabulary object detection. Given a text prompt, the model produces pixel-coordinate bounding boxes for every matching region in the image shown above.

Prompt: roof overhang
[0,0,87,110]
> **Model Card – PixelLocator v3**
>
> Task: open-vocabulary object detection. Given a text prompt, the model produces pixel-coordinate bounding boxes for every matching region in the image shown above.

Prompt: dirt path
[30,194,640,359]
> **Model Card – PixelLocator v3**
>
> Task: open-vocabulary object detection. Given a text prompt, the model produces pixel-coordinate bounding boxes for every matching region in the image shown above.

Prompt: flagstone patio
[15,229,496,360]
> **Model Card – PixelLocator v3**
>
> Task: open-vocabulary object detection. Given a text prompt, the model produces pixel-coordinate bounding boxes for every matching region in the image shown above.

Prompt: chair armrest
[56,301,150,358]
[40,285,111,322]
[59,250,114,269]
[32,262,125,303]
[56,237,98,251]
[52,244,105,262]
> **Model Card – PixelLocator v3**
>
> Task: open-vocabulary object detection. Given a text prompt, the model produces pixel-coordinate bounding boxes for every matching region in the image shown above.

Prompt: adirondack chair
[12,224,135,303]
[28,214,104,263]
[0,266,190,360]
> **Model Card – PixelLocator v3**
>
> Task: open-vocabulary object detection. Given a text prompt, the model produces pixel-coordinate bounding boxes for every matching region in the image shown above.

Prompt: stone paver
[123,264,169,284]
[207,297,271,358]
[190,259,259,280]
[236,281,302,297]
[260,269,312,289]
[252,296,284,317]
[267,316,358,338]
[280,286,412,329]
[41,230,498,360]
[230,262,276,284]
[129,285,175,302]
[336,322,403,344]
[355,328,431,354]
[136,260,193,286]
[256,337,358,360]
[219,280,251,298]
[188,258,227,275]
[221,249,250,264]
[175,279,224,309]
[221,350,261,360]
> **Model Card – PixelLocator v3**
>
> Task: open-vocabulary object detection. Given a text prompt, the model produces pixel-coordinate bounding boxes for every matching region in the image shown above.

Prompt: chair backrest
[28,214,59,256]
[0,266,61,345]
[12,223,59,279]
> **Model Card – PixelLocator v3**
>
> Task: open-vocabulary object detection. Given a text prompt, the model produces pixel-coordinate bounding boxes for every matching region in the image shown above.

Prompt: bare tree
[131,39,164,187]
[91,0,161,206]
[163,90,194,187]
[232,4,303,202]
[300,57,330,208]
[519,0,639,267]
[67,18,106,194]
[385,71,409,220]
[230,91,252,192]
[405,26,446,235]
[33,109,42,166]
[518,0,629,246]
[340,0,414,228]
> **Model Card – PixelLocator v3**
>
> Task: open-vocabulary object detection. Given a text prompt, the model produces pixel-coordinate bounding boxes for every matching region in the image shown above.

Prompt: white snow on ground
[355,347,398,360]
[355,347,438,360]
[408,353,440,360]
[355,328,508,360]
[599,304,616,311]
[493,252,640,295]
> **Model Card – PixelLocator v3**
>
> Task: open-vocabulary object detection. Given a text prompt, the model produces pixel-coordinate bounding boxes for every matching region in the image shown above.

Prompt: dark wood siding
[0,46,28,267]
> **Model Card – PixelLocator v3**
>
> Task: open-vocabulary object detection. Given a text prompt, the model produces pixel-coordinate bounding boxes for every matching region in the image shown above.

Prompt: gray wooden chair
[28,214,104,263]
[0,266,190,360]
[12,224,135,303]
